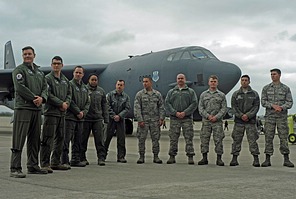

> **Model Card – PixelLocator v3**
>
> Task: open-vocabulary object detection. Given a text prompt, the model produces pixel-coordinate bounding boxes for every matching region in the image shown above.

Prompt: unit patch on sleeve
[16,73,23,80]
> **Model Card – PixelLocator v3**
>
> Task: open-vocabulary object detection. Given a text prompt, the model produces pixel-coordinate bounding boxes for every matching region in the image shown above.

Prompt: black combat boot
[166,155,176,164]
[261,154,271,167]
[283,154,294,167]
[198,153,208,165]
[216,154,225,166]
[252,155,260,167]
[137,154,145,164]
[10,168,26,178]
[230,155,239,166]
[188,156,194,165]
[153,154,162,164]
[98,159,105,166]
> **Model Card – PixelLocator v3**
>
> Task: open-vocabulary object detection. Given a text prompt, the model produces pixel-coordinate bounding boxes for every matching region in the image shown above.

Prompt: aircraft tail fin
[4,41,16,69]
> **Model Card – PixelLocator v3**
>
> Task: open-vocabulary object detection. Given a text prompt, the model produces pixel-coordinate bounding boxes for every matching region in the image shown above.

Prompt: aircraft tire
[288,134,296,144]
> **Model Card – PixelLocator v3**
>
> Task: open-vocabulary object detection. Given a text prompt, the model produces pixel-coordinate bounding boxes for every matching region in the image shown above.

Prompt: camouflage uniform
[231,86,260,156]
[165,85,198,157]
[134,89,165,156]
[261,82,293,155]
[199,89,227,155]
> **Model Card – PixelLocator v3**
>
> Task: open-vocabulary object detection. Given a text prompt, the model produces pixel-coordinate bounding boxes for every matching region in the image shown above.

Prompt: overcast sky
[1,0,296,115]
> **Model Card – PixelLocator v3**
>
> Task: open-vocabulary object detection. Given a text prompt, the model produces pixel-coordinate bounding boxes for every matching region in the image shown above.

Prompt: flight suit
[104,90,131,160]
[61,79,90,165]
[10,62,48,172]
[40,71,72,167]
[81,84,109,162]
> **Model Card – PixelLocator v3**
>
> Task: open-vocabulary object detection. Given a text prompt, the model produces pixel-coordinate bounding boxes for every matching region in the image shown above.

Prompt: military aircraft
[0,41,241,134]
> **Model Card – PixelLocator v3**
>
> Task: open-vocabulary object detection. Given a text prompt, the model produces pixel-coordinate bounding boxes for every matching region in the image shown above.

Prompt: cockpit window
[173,51,183,61]
[191,50,207,59]
[203,50,218,59]
[167,53,175,61]
[181,51,191,59]
[166,49,218,62]
[166,51,187,61]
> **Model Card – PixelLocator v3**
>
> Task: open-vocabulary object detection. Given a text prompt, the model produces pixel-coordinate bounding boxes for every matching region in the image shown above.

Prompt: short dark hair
[117,79,125,84]
[88,73,99,81]
[209,75,218,80]
[143,76,152,81]
[74,65,85,73]
[22,46,35,54]
[52,56,63,64]
[270,68,281,75]
[241,75,250,81]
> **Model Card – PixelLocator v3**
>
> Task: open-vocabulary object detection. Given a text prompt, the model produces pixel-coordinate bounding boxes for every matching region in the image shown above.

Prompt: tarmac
[1,117,296,199]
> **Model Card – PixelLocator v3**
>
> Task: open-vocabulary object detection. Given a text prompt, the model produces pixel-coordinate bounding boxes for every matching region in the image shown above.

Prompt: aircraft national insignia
[16,73,22,80]
[152,71,159,82]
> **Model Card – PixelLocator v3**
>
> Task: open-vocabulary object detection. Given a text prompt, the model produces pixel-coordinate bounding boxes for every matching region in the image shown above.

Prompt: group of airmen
[9,46,294,178]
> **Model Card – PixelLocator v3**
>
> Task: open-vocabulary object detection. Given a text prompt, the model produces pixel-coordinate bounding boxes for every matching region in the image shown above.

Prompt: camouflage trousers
[136,121,160,155]
[264,117,290,155]
[231,123,260,156]
[200,120,224,155]
[168,118,195,157]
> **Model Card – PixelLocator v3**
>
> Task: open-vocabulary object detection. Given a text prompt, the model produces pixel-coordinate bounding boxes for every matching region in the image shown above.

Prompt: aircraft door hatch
[196,73,205,86]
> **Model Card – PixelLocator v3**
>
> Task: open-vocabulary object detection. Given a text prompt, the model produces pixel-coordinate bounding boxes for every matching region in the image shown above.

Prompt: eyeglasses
[52,62,62,65]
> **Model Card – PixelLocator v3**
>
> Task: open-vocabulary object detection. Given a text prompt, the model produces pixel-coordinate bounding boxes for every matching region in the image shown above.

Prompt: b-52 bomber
[0,41,241,134]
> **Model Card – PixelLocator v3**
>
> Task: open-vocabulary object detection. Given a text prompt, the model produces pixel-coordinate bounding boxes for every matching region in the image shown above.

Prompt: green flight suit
[81,84,109,162]
[10,62,48,172]
[61,79,90,164]
[40,71,72,167]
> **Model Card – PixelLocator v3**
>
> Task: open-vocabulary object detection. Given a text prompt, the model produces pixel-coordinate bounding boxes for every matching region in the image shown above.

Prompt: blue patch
[152,71,159,82]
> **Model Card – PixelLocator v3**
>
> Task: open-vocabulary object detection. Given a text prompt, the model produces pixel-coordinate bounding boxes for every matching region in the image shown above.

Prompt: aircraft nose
[203,60,241,94]
[218,62,241,94]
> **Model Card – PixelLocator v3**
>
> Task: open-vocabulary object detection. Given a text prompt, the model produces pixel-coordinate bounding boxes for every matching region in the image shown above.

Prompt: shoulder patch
[16,73,22,80]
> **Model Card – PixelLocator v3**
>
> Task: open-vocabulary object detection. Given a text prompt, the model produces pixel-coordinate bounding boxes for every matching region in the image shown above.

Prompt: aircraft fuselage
[0,46,241,121]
